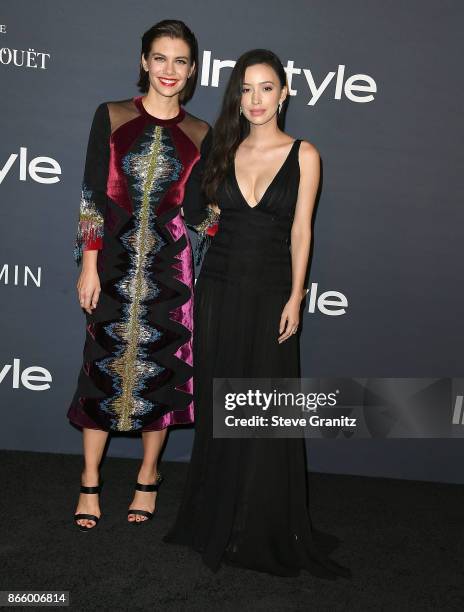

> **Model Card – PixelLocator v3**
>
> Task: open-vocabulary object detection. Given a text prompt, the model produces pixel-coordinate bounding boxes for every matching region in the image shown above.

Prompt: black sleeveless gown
[165,139,351,579]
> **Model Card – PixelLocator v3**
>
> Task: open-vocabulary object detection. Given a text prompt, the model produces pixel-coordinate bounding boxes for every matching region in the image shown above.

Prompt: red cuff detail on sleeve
[206,223,219,237]
[84,238,103,251]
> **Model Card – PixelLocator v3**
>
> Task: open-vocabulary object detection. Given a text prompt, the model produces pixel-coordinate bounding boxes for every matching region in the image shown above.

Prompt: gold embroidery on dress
[108,126,165,431]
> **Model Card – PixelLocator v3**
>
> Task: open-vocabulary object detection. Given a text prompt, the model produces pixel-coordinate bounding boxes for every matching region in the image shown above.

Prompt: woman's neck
[246,118,282,148]
[142,89,180,120]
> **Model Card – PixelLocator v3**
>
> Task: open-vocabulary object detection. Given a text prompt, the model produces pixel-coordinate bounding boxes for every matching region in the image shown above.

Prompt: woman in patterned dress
[68,20,218,530]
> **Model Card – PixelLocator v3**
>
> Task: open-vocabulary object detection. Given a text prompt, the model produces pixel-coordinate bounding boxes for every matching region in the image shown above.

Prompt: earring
[278,101,283,114]
[239,107,243,115]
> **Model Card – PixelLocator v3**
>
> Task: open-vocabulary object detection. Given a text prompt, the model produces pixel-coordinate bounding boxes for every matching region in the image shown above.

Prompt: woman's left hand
[278,294,303,343]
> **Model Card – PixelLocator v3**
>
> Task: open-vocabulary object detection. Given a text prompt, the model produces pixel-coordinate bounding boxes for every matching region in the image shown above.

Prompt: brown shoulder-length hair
[202,49,288,200]
[137,20,199,104]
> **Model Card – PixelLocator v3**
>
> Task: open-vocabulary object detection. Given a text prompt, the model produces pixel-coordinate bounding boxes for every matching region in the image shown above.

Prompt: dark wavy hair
[202,49,288,200]
[137,19,198,104]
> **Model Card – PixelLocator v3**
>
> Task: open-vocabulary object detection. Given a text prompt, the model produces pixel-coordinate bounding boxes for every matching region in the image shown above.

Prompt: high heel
[74,483,102,531]
[127,473,163,524]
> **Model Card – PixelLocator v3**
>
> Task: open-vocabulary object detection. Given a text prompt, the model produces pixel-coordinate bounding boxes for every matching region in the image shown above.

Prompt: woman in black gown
[165,49,351,578]
[68,21,218,530]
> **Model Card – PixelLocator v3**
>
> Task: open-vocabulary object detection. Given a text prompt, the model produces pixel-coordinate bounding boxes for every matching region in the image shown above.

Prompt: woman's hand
[77,263,101,315]
[278,292,304,343]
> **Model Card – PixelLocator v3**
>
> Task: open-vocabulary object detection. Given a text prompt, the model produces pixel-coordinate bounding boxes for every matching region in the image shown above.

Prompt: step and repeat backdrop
[1,1,463,482]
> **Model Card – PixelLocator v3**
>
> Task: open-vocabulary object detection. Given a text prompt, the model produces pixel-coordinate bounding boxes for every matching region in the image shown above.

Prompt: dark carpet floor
[0,449,463,611]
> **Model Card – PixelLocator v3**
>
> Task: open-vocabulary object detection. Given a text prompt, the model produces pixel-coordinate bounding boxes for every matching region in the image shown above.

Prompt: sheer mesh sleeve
[182,127,220,264]
[73,103,110,266]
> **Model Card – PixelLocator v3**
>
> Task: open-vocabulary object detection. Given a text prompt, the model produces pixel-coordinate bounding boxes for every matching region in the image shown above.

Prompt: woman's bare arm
[278,141,320,343]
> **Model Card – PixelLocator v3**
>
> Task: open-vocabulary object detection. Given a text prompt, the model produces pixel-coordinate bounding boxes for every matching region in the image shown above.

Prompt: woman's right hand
[77,252,101,314]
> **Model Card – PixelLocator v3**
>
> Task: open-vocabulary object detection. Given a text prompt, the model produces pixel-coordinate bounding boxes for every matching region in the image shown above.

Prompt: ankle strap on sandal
[80,485,101,494]
[135,474,163,492]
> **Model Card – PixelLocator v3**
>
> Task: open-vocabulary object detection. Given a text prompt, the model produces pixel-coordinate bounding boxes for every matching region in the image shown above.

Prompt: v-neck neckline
[233,139,298,210]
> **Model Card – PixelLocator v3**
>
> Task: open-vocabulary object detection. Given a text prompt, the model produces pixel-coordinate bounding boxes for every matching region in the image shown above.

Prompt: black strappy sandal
[127,473,164,525]
[74,484,102,532]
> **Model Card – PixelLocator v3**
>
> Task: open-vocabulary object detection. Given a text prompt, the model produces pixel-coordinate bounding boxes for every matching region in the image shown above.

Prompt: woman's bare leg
[74,427,109,528]
[128,428,167,522]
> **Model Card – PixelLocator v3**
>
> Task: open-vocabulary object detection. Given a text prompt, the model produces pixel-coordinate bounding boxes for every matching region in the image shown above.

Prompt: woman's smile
[158,77,179,87]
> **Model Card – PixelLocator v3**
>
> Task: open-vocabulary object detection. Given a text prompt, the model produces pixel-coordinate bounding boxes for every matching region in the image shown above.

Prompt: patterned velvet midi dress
[67,97,217,432]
